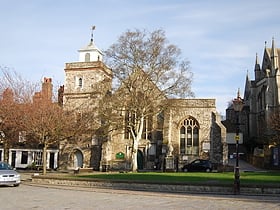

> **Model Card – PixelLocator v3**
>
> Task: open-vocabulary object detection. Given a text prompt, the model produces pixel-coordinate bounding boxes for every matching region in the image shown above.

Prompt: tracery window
[180,117,199,155]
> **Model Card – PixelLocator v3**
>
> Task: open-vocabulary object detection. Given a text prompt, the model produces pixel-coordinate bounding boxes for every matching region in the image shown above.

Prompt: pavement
[18,160,280,196]
[2,184,280,210]
[228,158,264,172]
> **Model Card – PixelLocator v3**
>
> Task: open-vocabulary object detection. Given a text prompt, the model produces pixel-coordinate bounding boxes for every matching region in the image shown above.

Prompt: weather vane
[91,26,96,43]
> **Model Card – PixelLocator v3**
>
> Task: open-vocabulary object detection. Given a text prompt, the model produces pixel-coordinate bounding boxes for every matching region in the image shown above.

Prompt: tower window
[78,78,83,88]
[85,53,90,62]
[79,78,83,88]
[75,77,83,89]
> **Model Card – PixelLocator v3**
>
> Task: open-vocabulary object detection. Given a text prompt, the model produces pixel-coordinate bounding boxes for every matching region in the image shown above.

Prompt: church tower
[63,27,112,111]
[61,27,112,170]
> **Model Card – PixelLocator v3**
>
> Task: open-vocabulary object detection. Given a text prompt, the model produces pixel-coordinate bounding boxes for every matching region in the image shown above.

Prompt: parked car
[0,161,21,187]
[182,159,212,172]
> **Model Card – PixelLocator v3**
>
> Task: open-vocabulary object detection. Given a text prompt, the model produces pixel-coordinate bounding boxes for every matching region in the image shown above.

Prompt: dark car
[182,159,212,172]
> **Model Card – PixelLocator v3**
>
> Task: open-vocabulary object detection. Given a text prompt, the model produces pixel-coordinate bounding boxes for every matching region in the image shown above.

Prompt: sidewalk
[19,172,34,181]
[228,159,263,172]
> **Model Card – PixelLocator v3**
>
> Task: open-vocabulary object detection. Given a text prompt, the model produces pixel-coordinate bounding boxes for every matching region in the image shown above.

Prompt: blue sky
[1,0,280,115]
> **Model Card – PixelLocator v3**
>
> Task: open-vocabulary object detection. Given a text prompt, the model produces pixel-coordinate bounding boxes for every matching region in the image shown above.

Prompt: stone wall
[210,112,228,164]
[31,176,280,195]
[164,99,218,164]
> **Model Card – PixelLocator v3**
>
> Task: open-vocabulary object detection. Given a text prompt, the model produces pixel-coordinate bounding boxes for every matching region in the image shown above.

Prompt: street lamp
[232,88,244,195]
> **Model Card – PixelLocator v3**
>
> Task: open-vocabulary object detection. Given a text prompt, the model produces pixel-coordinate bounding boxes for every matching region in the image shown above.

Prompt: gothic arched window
[179,117,199,155]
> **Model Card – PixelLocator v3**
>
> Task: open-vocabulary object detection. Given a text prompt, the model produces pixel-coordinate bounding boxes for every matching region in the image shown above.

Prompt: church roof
[79,26,103,55]
[79,40,103,54]
[264,48,280,61]
[262,38,280,72]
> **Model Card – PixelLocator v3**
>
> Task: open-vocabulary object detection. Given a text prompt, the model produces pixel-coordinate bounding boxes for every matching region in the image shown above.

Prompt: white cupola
[78,26,103,62]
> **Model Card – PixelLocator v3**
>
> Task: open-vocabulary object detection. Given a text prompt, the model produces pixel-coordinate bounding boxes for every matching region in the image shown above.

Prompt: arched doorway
[137,150,144,170]
[73,149,83,168]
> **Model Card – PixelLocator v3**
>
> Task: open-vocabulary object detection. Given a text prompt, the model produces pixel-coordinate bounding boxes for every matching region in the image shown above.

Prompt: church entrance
[137,150,144,170]
[73,149,83,168]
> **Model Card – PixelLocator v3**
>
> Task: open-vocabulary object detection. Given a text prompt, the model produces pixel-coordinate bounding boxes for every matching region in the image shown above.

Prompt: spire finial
[237,88,241,99]
[271,36,278,57]
[90,26,96,43]
[233,88,244,112]
[255,53,259,65]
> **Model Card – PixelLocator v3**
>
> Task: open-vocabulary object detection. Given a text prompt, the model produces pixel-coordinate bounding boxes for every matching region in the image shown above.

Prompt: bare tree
[0,68,95,174]
[0,66,39,103]
[0,67,38,162]
[104,29,194,171]
[0,90,23,162]
[21,99,98,175]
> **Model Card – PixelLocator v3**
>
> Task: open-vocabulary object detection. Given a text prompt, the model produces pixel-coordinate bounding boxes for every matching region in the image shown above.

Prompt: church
[224,38,280,169]
[59,31,228,171]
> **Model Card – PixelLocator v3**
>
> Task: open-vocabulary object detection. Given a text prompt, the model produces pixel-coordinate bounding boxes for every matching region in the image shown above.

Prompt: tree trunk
[42,144,47,175]
[131,140,139,172]
[131,116,144,172]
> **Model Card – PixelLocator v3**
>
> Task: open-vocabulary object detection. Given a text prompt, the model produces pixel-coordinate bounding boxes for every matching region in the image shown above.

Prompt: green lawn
[75,171,280,186]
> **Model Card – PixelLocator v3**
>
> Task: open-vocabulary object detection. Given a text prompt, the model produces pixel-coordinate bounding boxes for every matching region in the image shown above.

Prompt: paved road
[0,182,279,210]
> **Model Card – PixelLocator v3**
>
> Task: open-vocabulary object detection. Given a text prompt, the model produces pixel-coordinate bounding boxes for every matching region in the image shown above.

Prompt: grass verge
[74,171,280,186]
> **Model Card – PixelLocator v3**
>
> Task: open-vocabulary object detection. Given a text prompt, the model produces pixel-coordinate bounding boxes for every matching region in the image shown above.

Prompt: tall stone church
[225,38,280,169]
[59,33,228,171]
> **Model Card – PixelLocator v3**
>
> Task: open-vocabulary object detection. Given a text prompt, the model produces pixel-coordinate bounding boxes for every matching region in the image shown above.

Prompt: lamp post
[232,89,244,195]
